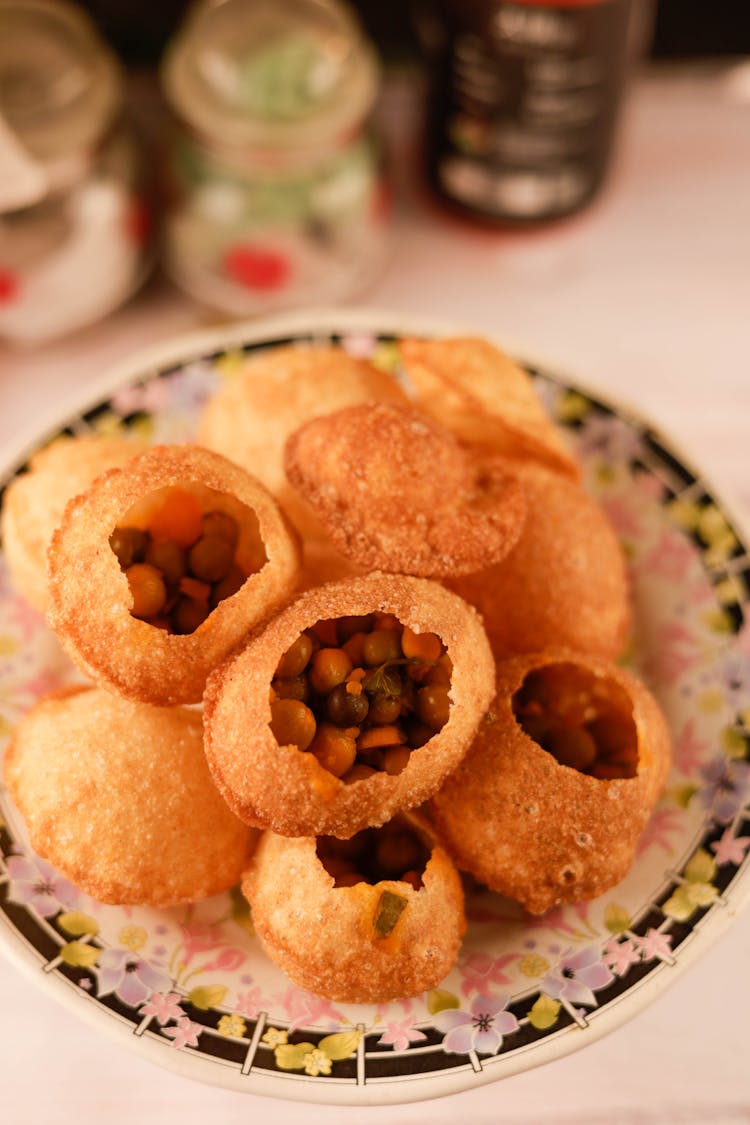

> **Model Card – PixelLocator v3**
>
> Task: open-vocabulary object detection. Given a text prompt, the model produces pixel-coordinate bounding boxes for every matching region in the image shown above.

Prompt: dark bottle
[421,0,633,224]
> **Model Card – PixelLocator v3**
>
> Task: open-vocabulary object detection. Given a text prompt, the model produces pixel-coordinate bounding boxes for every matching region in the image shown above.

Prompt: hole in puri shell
[316,815,432,890]
[512,662,639,780]
[268,613,453,779]
[110,483,267,634]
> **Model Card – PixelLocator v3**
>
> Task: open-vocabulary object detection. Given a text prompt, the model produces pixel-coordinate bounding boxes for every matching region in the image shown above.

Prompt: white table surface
[1,64,749,1124]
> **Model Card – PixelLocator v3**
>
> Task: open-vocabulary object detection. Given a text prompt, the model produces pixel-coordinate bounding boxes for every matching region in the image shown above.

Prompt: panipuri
[4,686,255,906]
[243,812,465,1002]
[430,650,672,914]
[400,336,579,480]
[285,402,526,577]
[1,435,146,615]
[197,343,410,538]
[47,444,300,705]
[204,573,495,838]
[449,459,630,660]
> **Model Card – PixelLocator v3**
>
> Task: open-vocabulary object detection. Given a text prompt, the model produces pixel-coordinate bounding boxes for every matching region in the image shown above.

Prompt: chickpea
[275,633,314,679]
[309,648,352,694]
[110,526,147,569]
[269,699,317,751]
[544,725,597,772]
[309,724,357,777]
[126,563,166,619]
[188,534,235,583]
[401,627,443,663]
[363,629,403,667]
[417,684,451,731]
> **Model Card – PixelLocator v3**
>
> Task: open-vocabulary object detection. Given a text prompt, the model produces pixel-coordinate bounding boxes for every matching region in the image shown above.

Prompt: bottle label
[431,0,630,220]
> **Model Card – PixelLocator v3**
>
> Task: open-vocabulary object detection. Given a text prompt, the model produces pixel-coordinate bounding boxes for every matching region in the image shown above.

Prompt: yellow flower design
[217,1013,247,1039]
[262,1026,288,1049]
[118,925,147,952]
[303,1048,332,1077]
[215,350,246,379]
[518,954,550,978]
[555,391,590,423]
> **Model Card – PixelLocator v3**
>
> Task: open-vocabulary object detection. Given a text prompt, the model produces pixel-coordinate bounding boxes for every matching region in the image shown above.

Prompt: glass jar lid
[162,0,380,152]
[0,0,122,165]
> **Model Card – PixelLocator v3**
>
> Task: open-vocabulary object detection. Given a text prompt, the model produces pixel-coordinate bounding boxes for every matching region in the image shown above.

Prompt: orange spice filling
[110,484,267,634]
[512,662,639,780]
[316,817,431,892]
[269,614,452,782]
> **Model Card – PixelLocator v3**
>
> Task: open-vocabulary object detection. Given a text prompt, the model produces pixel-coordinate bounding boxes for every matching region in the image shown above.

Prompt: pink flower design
[140,992,184,1025]
[641,529,696,584]
[199,946,247,974]
[377,1019,427,1052]
[711,826,750,866]
[642,621,702,687]
[277,985,344,1033]
[636,806,684,858]
[6,854,78,917]
[459,951,518,995]
[635,929,672,961]
[341,332,377,359]
[177,921,224,967]
[435,994,519,1056]
[541,947,614,1007]
[600,494,645,541]
[112,381,168,416]
[162,1016,202,1050]
[236,986,264,1019]
[674,717,710,776]
[603,938,640,977]
[97,948,172,1007]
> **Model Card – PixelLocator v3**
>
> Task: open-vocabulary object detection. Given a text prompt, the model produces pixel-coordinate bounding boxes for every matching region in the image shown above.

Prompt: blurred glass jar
[160,0,387,317]
[0,0,153,345]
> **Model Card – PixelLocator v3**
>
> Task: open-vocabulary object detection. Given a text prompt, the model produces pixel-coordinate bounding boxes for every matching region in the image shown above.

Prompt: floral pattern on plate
[0,324,748,1102]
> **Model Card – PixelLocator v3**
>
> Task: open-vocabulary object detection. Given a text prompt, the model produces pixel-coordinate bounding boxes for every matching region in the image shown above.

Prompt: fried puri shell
[243,813,465,1002]
[430,651,672,914]
[1,435,147,615]
[400,336,579,480]
[285,402,526,577]
[449,459,630,660]
[4,686,255,906]
[47,444,301,705]
[197,344,410,537]
[204,574,495,838]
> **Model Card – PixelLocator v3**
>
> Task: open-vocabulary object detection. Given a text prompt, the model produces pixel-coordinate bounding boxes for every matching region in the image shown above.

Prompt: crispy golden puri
[197,344,410,537]
[401,336,579,479]
[430,651,671,914]
[1,435,146,614]
[285,402,526,577]
[243,813,465,1002]
[4,686,255,906]
[449,459,630,660]
[47,444,300,705]
[204,573,495,838]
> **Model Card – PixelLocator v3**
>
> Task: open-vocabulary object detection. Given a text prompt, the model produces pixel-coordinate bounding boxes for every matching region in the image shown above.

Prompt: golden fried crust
[430,651,672,915]
[285,403,526,577]
[4,687,256,906]
[1,436,147,615]
[204,574,496,838]
[196,344,410,538]
[243,815,465,1002]
[400,336,579,480]
[47,444,301,705]
[449,460,631,660]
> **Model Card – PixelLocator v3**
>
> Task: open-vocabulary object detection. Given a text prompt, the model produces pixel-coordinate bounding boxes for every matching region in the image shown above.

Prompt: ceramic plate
[1,311,749,1105]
